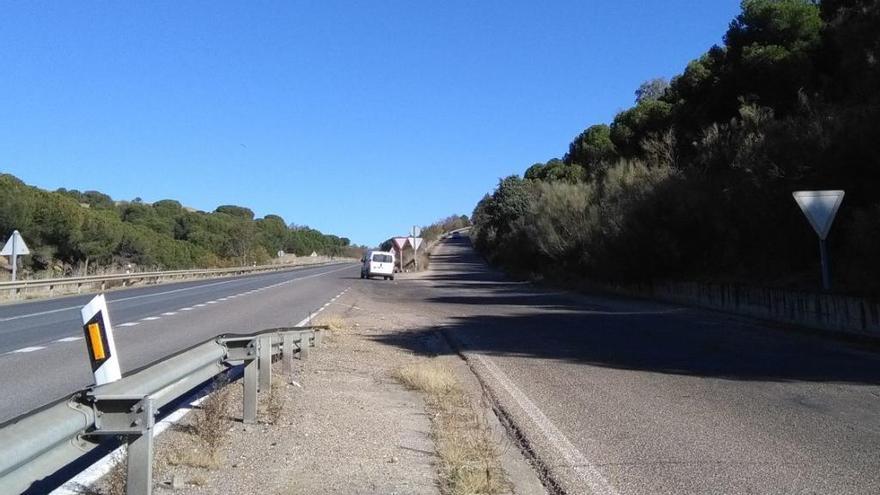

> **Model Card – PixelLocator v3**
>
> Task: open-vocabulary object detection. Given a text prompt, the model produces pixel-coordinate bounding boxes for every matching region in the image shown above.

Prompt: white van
[361,250,395,280]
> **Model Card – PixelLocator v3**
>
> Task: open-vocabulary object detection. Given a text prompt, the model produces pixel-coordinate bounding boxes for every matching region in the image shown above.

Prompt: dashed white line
[55,336,83,343]
[180,307,194,311]
[12,346,45,353]
[118,322,140,327]
[162,312,177,316]
[141,316,161,321]
[206,301,217,304]
[195,304,206,308]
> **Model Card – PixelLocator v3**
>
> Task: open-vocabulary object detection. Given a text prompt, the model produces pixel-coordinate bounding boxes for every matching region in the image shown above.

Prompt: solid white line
[12,346,45,353]
[118,322,139,327]
[55,336,83,343]
[473,354,619,495]
[161,312,177,316]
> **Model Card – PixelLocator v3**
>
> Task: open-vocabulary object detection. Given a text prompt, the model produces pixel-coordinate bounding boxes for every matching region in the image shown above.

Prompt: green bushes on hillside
[0,174,354,276]
[472,0,880,294]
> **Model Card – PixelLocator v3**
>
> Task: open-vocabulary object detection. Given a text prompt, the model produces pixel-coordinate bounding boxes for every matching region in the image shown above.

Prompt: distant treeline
[472,0,880,294]
[0,174,360,275]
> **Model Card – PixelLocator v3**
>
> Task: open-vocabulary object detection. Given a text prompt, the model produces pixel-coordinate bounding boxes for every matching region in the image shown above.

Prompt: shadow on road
[374,237,880,385]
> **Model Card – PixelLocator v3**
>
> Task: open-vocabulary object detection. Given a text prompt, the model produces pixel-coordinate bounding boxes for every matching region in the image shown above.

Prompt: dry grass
[317,315,346,332]
[394,361,507,495]
[166,446,224,470]
[166,376,231,470]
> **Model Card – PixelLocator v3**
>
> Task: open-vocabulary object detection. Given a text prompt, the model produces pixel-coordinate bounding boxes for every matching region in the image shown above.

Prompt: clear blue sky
[0,1,740,246]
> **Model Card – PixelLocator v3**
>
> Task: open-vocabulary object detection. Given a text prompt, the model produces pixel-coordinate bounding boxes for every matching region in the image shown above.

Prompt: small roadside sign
[792,190,845,291]
[2,230,30,282]
[0,230,29,256]
[392,237,408,250]
[81,294,122,385]
[792,190,845,240]
[410,237,423,250]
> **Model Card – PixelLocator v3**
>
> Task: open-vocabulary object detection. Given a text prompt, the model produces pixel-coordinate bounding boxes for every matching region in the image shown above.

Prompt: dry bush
[394,361,507,495]
[191,376,231,453]
[166,376,231,470]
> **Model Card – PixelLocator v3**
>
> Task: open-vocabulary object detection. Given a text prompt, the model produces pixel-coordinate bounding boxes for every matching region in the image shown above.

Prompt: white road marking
[206,300,217,304]
[180,307,194,311]
[12,346,45,353]
[0,263,356,322]
[141,316,161,321]
[161,312,177,316]
[195,304,206,307]
[55,336,83,343]
[118,322,140,327]
[473,353,619,495]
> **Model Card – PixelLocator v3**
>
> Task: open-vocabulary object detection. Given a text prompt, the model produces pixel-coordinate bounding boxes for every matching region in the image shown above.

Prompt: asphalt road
[380,236,880,494]
[0,262,359,423]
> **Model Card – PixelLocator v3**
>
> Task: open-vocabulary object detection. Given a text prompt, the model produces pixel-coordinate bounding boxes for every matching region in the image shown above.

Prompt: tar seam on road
[473,353,619,495]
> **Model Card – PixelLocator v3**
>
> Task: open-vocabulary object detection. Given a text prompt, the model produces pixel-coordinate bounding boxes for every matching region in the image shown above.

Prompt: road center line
[55,336,83,343]
[473,353,619,495]
[11,346,45,353]
[0,263,353,322]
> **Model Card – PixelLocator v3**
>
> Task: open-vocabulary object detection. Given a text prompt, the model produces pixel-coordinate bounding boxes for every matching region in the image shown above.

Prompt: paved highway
[0,262,359,422]
[386,236,880,494]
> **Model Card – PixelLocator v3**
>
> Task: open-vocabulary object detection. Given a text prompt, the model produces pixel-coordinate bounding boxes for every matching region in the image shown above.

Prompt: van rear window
[372,254,392,263]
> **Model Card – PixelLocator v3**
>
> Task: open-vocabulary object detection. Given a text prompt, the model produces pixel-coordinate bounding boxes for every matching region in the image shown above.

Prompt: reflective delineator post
[80,294,122,385]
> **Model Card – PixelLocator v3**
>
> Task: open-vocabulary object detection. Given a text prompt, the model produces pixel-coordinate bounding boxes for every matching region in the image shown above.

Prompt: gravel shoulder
[142,271,546,495]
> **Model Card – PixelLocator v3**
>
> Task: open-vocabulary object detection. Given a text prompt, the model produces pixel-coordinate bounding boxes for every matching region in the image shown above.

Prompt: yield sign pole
[792,190,845,291]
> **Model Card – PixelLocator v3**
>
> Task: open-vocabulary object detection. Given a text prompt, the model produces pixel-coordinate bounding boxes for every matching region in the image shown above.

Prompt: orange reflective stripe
[87,322,106,360]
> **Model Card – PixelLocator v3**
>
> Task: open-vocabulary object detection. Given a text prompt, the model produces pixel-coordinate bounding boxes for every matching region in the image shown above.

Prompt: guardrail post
[282,333,294,379]
[85,394,155,495]
[298,333,311,361]
[314,328,323,346]
[243,344,258,424]
[258,334,272,392]
[126,397,155,495]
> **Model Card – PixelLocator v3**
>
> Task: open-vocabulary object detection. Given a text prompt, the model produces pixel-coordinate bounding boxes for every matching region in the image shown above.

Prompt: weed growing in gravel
[192,375,231,453]
[167,375,231,470]
[394,361,508,495]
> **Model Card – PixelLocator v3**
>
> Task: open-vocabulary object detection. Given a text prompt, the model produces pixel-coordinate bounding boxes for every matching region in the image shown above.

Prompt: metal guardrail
[0,326,326,495]
[0,258,343,298]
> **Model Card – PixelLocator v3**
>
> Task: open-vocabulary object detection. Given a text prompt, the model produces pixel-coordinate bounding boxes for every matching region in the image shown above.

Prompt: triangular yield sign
[792,190,845,240]
[392,237,408,250]
[0,230,30,256]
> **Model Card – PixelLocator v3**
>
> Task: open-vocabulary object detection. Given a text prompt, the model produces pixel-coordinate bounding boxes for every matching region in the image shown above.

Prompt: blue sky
[0,1,740,246]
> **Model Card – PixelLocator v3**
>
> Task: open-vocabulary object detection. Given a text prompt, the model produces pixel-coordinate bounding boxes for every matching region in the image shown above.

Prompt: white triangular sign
[1,230,30,256]
[392,237,408,250]
[792,190,845,240]
[410,237,423,250]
